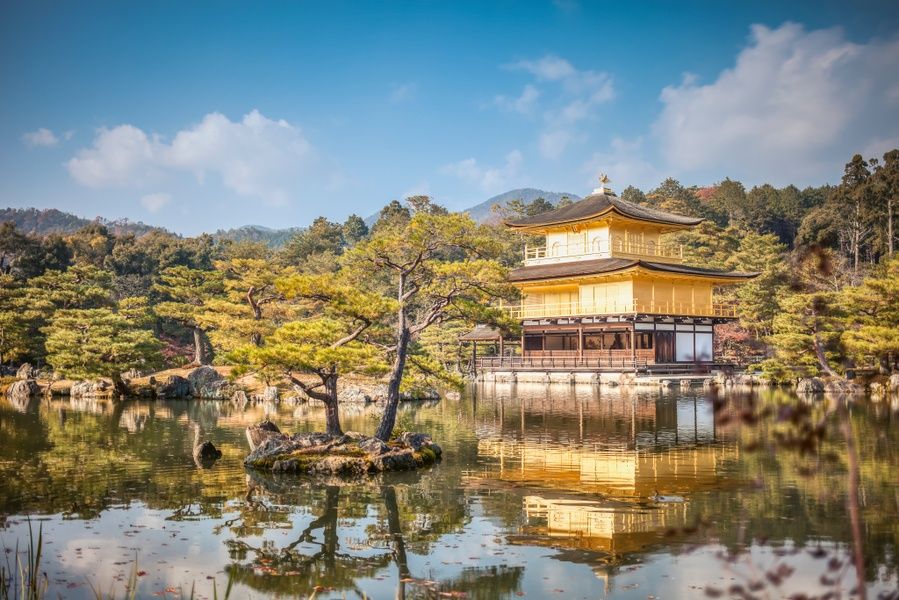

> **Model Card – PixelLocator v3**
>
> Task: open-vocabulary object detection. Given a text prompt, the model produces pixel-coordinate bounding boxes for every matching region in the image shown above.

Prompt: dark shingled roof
[458,324,502,341]
[508,257,758,283]
[504,193,703,229]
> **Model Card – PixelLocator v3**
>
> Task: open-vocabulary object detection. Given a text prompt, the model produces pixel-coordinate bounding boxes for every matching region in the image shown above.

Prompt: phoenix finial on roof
[594,172,611,194]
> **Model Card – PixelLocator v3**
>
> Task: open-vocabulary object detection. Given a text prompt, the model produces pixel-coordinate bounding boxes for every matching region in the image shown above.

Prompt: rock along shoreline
[244,421,442,475]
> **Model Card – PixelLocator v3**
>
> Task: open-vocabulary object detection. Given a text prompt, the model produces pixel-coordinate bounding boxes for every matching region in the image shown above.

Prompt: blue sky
[2,1,898,235]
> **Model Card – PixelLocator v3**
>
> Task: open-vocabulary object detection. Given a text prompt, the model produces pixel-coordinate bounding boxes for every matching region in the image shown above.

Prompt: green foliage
[726,232,791,338]
[154,266,224,326]
[232,319,386,384]
[341,214,369,246]
[648,178,704,217]
[199,258,296,351]
[280,217,345,266]
[841,256,899,370]
[67,223,116,268]
[345,210,515,439]
[43,302,163,384]
[0,275,30,364]
[371,200,411,233]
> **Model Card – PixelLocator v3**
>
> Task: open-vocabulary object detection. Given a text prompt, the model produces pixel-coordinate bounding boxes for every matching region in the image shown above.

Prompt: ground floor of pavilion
[462,314,732,374]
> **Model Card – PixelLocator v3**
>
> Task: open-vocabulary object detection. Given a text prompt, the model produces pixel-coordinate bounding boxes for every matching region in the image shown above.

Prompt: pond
[1,384,897,599]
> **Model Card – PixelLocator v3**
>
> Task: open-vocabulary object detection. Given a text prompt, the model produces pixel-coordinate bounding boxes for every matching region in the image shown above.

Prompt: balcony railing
[506,300,737,319]
[524,239,684,265]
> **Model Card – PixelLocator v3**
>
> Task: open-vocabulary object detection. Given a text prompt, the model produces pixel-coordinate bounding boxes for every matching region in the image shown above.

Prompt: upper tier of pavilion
[504,178,707,267]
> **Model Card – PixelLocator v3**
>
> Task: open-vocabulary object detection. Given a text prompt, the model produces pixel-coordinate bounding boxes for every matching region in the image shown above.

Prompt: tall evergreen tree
[841,256,899,372]
[344,212,515,441]
[231,273,392,435]
[43,298,162,395]
[154,266,224,365]
[341,214,369,246]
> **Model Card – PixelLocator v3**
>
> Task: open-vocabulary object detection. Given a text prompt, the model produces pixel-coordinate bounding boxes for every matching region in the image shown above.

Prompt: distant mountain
[0,207,164,237]
[213,224,303,247]
[4,188,580,243]
[463,188,580,223]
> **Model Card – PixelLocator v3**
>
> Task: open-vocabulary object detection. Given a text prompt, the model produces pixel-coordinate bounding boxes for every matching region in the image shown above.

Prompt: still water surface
[1,384,897,599]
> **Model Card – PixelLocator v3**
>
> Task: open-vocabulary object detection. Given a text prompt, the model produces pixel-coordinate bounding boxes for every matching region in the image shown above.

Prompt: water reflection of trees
[2,385,898,595]
[224,471,492,599]
[0,397,247,519]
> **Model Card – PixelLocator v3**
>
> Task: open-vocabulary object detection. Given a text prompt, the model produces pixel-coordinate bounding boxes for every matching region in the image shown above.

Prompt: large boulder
[246,420,281,451]
[358,437,390,455]
[187,366,224,398]
[889,374,899,394]
[193,441,223,468]
[400,431,432,451]
[243,424,442,474]
[796,377,825,394]
[156,375,191,399]
[337,385,371,404]
[122,368,142,380]
[16,363,35,380]
[824,378,864,395]
[262,386,280,403]
[70,380,111,398]
[231,390,249,408]
[6,379,40,400]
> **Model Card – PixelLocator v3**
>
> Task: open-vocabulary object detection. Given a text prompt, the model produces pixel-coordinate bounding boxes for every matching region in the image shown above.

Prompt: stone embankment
[2,362,442,403]
[244,420,442,475]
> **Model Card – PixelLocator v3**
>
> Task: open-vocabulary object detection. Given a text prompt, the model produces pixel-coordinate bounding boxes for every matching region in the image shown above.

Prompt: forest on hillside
[1,149,898,388]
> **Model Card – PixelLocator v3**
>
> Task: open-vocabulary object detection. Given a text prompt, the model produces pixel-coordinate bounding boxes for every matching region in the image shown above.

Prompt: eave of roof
[504,193,703,230]
[508,257,759,283]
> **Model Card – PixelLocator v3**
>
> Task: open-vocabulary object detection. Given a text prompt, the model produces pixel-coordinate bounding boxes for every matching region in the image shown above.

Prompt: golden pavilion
[499,175,756,368]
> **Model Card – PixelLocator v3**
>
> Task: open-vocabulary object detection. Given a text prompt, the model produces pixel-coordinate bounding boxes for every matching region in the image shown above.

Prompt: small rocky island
[244,421,442,475]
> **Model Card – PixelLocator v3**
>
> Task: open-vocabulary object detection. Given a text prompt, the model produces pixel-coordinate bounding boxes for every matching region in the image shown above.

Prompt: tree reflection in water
[1,386,898,598]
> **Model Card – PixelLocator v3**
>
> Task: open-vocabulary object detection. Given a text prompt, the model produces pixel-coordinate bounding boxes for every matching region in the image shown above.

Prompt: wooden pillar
[472,341,477,375]
[630,324,636,365]
[577,324,584,362]
[520,329,526,357]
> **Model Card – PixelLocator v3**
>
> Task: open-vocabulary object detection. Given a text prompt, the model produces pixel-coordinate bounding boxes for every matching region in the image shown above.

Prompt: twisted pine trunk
[323,375,342,436]
[193,327,208,365]
[376,273,410,442]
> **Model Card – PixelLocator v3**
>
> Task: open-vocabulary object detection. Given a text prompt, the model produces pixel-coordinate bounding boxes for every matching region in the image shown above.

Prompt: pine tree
[344,211,515,441]
[726,232,790,338]
[763,293,843,382]
[199,258,296,351]
[0,275,29,365]
[231,274,392,435]
[154,266,224,365]
[841,256,899,372]
[43,298,162,394]
[341,214,369,246]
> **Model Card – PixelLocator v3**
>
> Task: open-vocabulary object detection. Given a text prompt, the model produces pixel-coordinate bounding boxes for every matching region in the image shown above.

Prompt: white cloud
[67,109,319,206]
[510,55,577,81]
[68,124,160,186]
[653,22,899,185]
[22,128,60,147]
[441,150,523,193]
[390,82,418,103]
[494,84,541,115]
[503,54,615,159]
[140,192,171,213]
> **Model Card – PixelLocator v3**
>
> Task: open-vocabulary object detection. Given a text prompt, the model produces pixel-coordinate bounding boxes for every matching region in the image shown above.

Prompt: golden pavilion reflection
[470,382,741,558]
